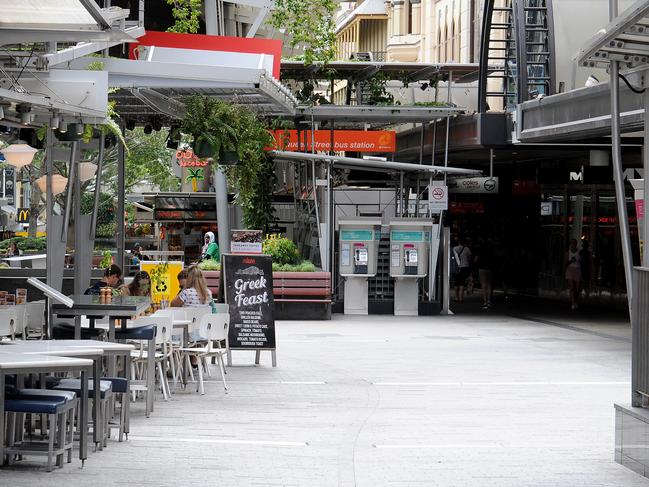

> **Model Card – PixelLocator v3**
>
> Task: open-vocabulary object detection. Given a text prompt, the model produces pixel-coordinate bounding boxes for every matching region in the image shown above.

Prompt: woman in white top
[171,266,212,308]
[565,238,582,310]
[452,239,472,303]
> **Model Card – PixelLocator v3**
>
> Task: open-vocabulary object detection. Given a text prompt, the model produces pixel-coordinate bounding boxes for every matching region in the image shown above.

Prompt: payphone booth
[338,218,381,315]
[389,219,433,316]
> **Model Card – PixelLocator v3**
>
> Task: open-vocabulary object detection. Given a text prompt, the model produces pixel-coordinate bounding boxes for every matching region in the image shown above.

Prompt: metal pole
[441,226,451,315]
[117,136,126,272]
[89,133,105,240]
[206,0,231,252]
[45,128,54,338]
[73,150,82,295]
[608,0,633,313]
[399,171,404,216]
[490,149,494,177]
[444,73,452,185]
[61,142,77,242]
[644,89,649,267]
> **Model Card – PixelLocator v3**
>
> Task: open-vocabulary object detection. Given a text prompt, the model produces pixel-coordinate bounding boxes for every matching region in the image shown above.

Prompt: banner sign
[230,229,263,254]
[16,208,30,223]
[448,177,499,194]
[223,254,276,350]
[271,130,396,153]
[140,261,184,304]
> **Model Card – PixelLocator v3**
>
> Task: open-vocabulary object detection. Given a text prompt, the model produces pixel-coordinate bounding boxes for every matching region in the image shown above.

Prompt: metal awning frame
[576,0,649,70]
[270,150,481,176]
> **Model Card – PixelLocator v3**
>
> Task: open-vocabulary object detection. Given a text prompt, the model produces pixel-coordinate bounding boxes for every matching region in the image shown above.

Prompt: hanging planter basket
[193,138,217,159]
[218,149,239,165]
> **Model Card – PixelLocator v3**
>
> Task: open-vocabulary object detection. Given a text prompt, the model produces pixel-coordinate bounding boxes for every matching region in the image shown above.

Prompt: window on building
[408,0,413,34]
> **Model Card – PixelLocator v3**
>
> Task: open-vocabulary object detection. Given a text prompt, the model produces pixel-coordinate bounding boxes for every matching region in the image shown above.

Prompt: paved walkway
[3,311,648,486]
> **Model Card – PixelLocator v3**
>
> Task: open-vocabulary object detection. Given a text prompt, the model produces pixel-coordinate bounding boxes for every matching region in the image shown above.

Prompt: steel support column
[117,136,126,271]
[609,0,634,314]
[206,0,231,253]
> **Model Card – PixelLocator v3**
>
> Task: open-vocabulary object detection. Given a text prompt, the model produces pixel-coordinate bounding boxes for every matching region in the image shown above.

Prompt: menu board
[223,254,276,350]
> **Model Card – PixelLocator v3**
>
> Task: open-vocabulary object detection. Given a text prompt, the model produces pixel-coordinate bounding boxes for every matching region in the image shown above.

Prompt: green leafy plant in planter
[262,238,300,265]
[182,96,276,231]
[182,96,239,162]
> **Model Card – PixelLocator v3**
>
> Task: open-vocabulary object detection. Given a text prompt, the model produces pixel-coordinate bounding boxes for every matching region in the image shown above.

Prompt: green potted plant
[182,95,239,163]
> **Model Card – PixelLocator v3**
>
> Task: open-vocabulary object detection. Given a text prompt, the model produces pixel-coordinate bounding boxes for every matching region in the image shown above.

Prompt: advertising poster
[140,261,184,304]
[223,254,276,350]
[230,229,263,254]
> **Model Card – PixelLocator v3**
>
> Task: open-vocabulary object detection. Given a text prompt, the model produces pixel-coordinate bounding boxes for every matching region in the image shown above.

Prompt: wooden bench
[202,271,331,319]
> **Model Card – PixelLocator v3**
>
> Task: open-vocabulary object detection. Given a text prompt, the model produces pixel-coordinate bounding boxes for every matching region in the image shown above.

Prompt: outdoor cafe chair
[25,301,45,339]
[0,307,20,340]
[4,388,78,471]
[178,314,228,395]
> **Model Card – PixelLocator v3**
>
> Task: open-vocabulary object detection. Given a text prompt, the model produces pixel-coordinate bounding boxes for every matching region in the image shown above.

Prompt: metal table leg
[147,337,155,414]
[0,372,5,465]
[107,317,116,376]
[79,368,89,464]
[124,352,131,435]
[93,357,102,451]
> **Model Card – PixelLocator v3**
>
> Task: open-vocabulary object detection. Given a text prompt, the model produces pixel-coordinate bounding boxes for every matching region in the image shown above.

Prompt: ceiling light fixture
[0,144,38,168]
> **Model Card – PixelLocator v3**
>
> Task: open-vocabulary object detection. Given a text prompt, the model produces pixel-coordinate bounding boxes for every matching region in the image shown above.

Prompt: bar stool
[4,391,78,471]
[53,378,113,449]
[115,324,156,417]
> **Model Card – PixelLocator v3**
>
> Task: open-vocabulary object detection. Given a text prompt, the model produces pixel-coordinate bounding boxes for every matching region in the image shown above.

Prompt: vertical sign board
[428,182,449,213]
[223,254,276,359]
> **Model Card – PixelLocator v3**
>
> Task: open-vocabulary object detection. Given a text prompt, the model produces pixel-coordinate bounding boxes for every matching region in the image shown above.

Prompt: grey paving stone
[1,313,648,486]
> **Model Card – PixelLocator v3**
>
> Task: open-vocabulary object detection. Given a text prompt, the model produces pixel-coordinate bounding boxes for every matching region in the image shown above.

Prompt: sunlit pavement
[2,309,647,487]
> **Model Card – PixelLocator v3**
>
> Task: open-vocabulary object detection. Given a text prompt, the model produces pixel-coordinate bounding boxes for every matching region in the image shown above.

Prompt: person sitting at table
[171,266,212,308]
[177,269,188,291]
[85,264,123,295]
[120,270,151,297]
[5,241,19,257]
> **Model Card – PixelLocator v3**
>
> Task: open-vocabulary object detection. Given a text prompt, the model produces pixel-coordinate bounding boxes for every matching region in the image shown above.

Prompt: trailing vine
[166,0,202,34]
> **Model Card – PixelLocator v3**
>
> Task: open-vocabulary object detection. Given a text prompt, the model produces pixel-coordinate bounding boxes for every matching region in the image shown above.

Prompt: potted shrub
[182,96,239,162]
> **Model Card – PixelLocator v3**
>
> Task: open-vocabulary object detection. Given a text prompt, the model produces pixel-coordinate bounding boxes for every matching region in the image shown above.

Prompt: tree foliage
[165,0,203,34]
[269,0,337,65]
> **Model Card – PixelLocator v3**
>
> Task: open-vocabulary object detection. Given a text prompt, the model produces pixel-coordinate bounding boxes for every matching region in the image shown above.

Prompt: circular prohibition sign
[431,187,446,200]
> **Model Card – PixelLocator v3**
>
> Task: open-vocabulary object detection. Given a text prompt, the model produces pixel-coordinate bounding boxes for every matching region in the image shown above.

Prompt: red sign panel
[128,31,283,78]
[271,130,396,153]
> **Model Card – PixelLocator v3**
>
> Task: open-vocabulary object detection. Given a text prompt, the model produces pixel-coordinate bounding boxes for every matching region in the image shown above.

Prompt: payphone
[338,218,381,315]
[389,218,435,316]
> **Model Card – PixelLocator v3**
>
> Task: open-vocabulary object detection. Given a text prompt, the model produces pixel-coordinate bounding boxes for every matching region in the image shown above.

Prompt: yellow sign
[140,261,184,304]
[15,231,46,237]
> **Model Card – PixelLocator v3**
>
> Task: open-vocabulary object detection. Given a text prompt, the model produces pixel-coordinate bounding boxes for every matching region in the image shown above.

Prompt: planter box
[203,270,331,320]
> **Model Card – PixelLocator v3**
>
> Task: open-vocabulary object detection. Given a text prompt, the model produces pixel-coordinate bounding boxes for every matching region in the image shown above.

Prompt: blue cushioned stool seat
[102,377,128,394]
[52,323,105,340]
[14,389,76,402]
[115,324,156,340]
[54,378,113,399]
[4,398,73,414]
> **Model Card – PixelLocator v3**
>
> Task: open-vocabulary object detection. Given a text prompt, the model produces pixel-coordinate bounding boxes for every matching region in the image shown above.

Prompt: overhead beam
[270,150,481,175]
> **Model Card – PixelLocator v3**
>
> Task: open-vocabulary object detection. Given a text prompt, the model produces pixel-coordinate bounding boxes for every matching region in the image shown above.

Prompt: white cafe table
[0,352,93,465]
[0,340,135,446]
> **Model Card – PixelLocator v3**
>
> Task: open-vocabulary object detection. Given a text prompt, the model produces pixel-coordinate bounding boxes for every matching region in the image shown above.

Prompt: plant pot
[193,139,217,158]
[218,150,239,165]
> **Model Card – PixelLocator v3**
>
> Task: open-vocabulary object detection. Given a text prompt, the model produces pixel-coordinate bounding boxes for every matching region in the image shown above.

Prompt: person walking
[453,238,472,303]
[565,238,582,310]
[475,238,495,309]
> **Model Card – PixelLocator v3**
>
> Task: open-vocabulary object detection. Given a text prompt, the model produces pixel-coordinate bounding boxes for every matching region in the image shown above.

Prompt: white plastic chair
[178,314,229,395]
[0,307,20,340]
[25,301,45,339]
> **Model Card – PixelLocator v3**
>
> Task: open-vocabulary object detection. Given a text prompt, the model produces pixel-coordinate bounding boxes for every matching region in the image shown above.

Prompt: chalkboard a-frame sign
[223,254,277,366]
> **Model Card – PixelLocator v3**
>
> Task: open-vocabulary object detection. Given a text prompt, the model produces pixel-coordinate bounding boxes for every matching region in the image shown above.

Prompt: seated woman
[171,266,212,351]
[120,270,151,297]
[171,266,211,308]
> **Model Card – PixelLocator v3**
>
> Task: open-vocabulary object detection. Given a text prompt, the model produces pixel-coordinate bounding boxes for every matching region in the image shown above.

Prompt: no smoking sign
[429,183,448,212]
